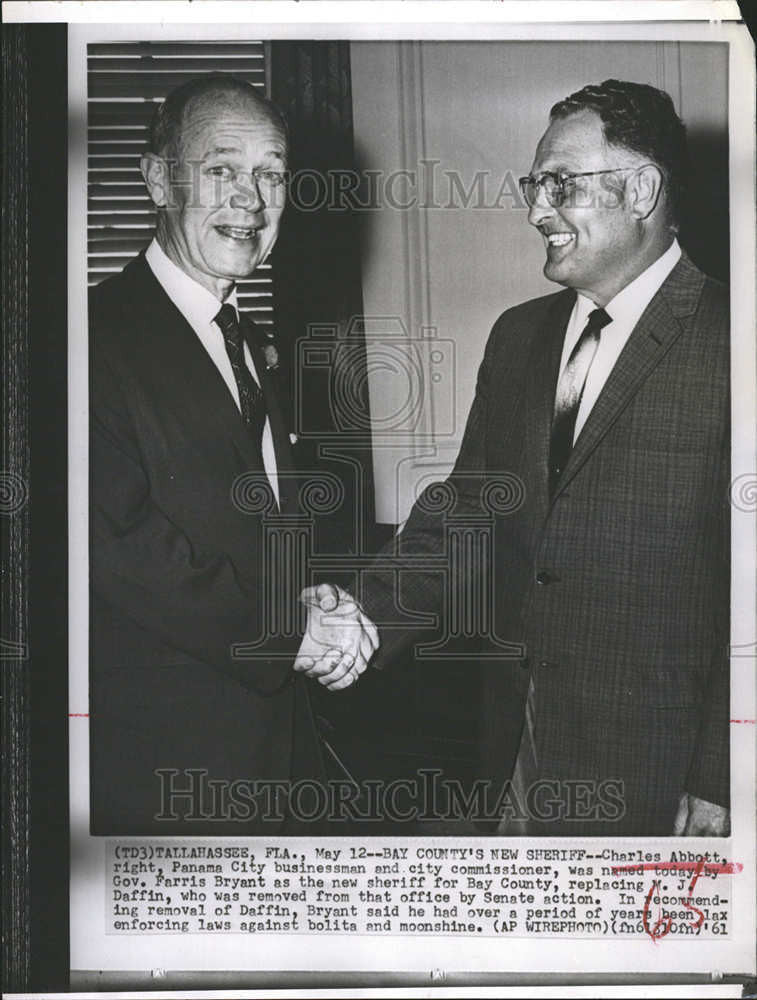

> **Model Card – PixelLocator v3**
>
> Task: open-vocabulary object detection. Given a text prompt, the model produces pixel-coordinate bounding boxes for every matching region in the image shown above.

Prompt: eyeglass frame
[518,164,656,208]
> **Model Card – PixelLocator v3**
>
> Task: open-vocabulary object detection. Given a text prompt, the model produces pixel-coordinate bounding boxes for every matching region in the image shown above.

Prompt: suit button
[535,570,553,585]
[539,659,558,669]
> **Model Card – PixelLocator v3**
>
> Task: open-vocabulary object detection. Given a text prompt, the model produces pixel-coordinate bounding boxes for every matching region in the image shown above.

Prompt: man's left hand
[673,793,730,836]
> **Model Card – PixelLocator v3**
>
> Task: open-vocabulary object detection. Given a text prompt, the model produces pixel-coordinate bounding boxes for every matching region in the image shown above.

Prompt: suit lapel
[553,253,706,498]
[131,255,276,475]
[523,289,576,519]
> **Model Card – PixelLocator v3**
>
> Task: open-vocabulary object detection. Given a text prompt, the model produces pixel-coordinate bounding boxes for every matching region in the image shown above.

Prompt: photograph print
[86,36,732,840]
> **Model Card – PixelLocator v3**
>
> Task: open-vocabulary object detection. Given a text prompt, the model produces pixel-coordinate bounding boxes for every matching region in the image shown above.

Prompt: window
[87,41,274,328]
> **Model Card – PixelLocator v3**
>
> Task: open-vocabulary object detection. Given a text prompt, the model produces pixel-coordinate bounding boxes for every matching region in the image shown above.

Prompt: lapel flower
[261,338,280,372]
[242,313,281,372]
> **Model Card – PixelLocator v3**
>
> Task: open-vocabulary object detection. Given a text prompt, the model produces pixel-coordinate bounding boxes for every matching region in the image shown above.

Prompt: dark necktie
[548,306,611,496]
[215,304,267,457]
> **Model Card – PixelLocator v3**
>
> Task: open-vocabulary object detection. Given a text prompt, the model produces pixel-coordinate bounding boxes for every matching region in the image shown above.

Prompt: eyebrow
[204,146,287,162]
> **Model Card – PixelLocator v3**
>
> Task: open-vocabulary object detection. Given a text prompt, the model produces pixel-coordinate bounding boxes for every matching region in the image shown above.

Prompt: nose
[527,182,556,229]
[229,172,264,212]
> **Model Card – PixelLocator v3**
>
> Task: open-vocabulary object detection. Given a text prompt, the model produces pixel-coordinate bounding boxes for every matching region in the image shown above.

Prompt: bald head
[148,74,287,162]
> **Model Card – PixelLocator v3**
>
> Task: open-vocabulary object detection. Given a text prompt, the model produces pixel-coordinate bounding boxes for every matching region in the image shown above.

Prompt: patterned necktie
[548,306,611,496]
[215,304,267,456]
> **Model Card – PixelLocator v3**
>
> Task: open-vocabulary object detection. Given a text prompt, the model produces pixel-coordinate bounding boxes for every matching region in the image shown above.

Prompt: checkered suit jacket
[363,252,730,836]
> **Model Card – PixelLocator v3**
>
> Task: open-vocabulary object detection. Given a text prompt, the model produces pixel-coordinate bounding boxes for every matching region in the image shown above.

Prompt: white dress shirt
[145,239,279,504]
[559,238,682,442]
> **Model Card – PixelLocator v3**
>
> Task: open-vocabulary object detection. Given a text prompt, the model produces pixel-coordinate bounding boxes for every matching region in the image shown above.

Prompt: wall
[350,41,728,524]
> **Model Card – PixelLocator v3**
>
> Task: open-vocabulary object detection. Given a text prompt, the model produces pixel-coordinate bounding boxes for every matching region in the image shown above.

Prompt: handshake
[293,583,379,691]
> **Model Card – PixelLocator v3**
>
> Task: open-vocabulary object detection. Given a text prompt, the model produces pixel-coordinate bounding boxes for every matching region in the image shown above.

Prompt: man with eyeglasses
[349,79,730,836]
[89,75,375,834]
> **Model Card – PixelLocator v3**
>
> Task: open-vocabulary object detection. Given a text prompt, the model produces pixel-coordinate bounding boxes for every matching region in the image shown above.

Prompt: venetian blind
[87,41,274,328]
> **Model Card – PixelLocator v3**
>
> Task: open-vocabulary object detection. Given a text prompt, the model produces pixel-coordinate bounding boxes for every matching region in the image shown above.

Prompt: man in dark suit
[311,80,730,836]
[90,75,375,834]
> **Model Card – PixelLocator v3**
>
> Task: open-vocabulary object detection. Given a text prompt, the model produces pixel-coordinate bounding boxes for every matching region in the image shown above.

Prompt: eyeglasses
[518,165,651,208]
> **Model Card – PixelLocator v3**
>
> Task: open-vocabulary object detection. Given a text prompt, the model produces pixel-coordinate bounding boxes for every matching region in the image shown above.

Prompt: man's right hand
[293,583,379,690]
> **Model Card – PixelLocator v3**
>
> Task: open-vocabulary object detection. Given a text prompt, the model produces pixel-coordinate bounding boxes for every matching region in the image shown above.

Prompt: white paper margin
[62,6,756,982]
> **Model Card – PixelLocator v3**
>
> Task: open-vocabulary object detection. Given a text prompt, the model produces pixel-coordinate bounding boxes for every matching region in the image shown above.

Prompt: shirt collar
[145,238,239,331]
[575,237,682,330]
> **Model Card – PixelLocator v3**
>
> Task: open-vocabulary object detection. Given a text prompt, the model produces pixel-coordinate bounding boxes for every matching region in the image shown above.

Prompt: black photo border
[2,23,70,995]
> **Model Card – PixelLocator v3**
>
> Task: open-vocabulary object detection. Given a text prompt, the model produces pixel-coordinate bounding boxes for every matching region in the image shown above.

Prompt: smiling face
[143,91,287,300]
[527,110,646,305]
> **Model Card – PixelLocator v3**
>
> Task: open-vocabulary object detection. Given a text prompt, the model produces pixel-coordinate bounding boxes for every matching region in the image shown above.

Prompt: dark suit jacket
[89,252,323,835]
[363,252,730,836]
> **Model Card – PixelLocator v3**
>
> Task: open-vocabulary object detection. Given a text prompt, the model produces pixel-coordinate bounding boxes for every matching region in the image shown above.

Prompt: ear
[140,153,170,209]
[628,163,664,221]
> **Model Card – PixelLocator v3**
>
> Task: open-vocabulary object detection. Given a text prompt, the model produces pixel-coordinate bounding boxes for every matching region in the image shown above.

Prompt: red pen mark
[681,858,707,931]
[68,713,90,717]
[614,858,741,943]
[612,861,742,875]
[642,880,672,941]
[612,858,744,875]
[730,718,756,724]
